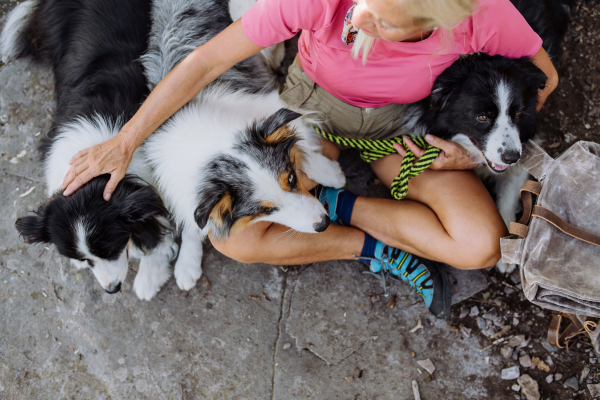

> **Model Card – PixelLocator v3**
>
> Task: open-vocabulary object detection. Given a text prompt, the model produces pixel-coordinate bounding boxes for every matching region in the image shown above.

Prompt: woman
[60,0,558,318]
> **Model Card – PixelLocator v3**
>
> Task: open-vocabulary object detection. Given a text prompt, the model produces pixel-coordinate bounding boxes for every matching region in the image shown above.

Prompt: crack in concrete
[269,268,288,400]
[1,169,43,184]
[282,263,378,366]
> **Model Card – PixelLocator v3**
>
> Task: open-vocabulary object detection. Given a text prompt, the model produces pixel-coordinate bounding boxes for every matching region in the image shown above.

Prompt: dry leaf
[532,357,550,372]
[386,295,398,309]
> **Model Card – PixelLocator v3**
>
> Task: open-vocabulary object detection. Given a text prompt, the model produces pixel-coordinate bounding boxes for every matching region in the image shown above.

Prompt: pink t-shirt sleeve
[241,0,336,48]
[469,0,543,58]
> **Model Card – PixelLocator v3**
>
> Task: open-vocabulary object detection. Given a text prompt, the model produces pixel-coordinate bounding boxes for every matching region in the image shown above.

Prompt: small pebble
[513,317,519,326]
[477,317,486,329]
[588,383,600,398]
[501,346,513,359]
[417,359,435,375]
[580,366,591,384]
[459,307,469,319]
[469,306,479,317]
[511,384,521,392]
[565,376,579,391]
[546,375,553,384]
[541,340,558,352]
[283,343,291,350]
[519,354,533,368]
[501,366,520,380]
[554,373,562,381]
[518,374,540,400]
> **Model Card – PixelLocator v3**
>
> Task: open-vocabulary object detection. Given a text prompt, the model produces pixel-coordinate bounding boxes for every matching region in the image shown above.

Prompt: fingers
[392,142,406,156]
[69,148,89,165]
[63,167,93,196]
[61,161,88,190]
[403,137,425,158]
[103,172,125,201]
[424,134,452,152]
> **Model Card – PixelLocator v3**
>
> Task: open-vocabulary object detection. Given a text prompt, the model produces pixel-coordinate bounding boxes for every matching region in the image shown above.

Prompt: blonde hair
[351,0,475,64]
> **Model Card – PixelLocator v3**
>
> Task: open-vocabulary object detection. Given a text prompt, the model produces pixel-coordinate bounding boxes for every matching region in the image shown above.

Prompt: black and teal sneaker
[311,184,344,223]
[361,241,452,319]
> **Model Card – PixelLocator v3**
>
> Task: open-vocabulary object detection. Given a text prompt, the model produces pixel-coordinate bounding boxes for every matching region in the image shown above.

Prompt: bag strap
[509,180,542,238]
[533,206,600,247]
[548,313,598,349]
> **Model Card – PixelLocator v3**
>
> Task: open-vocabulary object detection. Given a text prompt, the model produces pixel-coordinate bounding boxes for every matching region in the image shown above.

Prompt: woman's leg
[357,154,507,269]
[212,140,505,269]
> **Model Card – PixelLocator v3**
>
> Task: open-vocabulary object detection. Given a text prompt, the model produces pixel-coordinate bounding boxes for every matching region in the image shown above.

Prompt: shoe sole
[435,263,452,319]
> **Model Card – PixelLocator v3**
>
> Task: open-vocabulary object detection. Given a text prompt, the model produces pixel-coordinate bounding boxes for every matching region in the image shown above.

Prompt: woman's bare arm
[61,19,264,200]
[531,46,559,112]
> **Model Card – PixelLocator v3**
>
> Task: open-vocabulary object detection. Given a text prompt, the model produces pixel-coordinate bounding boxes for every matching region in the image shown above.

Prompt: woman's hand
[393,134,481,170]
[61,133,133,200]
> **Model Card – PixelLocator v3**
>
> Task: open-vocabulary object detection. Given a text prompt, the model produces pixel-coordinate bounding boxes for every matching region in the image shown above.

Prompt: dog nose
[313,215,330,233]
[105,281,122,294]
[501,151,520,165]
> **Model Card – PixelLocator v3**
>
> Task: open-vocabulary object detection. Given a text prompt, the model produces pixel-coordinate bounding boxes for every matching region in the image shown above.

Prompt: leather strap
[509,180,542,238]
[548,313,598,349]
[533,206,600,247]
[509,222,529,238]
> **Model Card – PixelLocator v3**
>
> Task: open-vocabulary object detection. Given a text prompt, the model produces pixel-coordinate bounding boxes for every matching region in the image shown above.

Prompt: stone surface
[541,339,559,352]
[507,335,527,348]
[416,359,435,375]
[500,346,514,359]
[588,383,600,398]
[519,354,533,368]
[565,376,580,391]
[469,306,479,317]
[517,374,540,400]
[555,373,563,381]
[501,366,520,380]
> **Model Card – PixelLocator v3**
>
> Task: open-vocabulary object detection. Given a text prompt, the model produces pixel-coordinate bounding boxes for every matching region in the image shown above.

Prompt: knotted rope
[313,127,440,200]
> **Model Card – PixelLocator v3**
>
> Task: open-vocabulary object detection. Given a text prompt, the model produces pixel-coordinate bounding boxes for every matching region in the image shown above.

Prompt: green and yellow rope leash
[313,126,441,200]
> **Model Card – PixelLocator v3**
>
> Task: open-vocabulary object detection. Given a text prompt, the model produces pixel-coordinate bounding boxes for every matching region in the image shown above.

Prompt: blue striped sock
[359,233,377,261]
[337,190,358,226]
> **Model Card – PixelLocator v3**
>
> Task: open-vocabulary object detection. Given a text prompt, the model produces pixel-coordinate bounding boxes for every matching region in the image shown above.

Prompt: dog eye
[288,171,297,187]
[476,115,488,122]
[261,207,276,214]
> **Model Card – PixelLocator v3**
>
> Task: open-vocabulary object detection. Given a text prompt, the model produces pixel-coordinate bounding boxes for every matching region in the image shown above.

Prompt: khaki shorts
[280,60,410,145]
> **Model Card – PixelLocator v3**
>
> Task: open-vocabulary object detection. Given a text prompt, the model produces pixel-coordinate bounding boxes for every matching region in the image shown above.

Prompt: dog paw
[495,260,516,275]
[303,153,346,188]
[133,258,171,301]
[174,261,202,291]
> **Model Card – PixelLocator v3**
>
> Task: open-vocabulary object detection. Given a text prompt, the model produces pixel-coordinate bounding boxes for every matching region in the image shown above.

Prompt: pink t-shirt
[241,0,543,108]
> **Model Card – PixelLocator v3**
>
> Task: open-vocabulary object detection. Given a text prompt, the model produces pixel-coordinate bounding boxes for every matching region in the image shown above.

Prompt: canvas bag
[500,140,600,350]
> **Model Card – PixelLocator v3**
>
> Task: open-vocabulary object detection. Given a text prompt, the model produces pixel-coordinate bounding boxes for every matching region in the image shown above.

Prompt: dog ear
[518,57,548,91]
[260,108,302,138]
[119,185,169,252]
[516,58,547,142]
[429,63,470,113]
[15,214,50,244]
[194,183,234,236]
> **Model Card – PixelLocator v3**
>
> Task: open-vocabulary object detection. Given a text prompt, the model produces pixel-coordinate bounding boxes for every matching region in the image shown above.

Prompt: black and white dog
[2,0,179,299]
[404,0,571,272]
[140,0,346,289]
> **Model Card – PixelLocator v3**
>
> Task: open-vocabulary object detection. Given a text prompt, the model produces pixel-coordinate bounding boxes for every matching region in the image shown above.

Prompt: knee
[208,223,272,264]
[452,227,504,270]
[210,235,261,264]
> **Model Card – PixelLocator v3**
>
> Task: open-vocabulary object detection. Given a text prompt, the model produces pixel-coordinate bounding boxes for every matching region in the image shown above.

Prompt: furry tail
[0,0,39,63]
